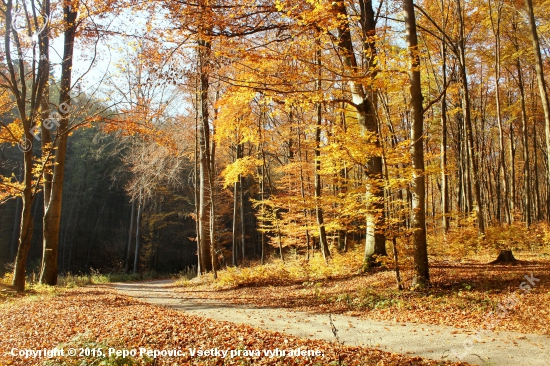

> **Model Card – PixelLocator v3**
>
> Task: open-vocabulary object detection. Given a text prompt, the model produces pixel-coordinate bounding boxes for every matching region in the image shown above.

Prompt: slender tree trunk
[125,200,135,273]
[516,58,531,226]
[404,0,429,288]
[440,39,449,234]
[297,125,311,260]
[456,0,484,235]
[489,0,510,224]
[509,119,516,219]
[198,38,212,273]
[133,191,143,274]
[314,42,330,261]
[240,172,246,261]
[232,148,239,266]
[11,195,22,262]
[208,137,218,278]
[194,78,201,274]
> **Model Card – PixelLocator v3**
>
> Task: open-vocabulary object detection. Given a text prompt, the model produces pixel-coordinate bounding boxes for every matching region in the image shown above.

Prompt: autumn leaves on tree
[3,0,550,291]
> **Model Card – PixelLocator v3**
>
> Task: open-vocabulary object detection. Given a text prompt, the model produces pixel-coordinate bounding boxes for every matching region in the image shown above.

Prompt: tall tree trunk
[489,0,510,224]
[333,1,385,265]
[526,0,550,221]
[404,0,429,288]
[240,171,246,261]
[194,78,201,274]
[297,126,311,260]
[40,3,77,285]
[314,42,330,261]
[232,145,240,266]
[198,38,212,273]
[208,136,218,278]
[516,57,531,226]
[440,35,449,234]
[6,0,50,292]
[456,0,484,235]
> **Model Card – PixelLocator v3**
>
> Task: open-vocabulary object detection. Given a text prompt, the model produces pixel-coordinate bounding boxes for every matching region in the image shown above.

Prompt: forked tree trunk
[40,3,77,285]
[333,1,385,265]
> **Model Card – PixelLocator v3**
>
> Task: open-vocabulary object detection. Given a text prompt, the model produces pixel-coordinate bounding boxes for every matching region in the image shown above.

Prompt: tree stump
[490,249,517,265]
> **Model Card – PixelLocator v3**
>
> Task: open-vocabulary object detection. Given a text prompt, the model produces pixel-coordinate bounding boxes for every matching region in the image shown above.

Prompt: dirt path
[112,280,549,366]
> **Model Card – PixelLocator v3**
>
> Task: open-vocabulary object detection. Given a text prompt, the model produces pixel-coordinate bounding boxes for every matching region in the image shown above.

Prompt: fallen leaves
[174,257,550,336]
[0,287,469,366]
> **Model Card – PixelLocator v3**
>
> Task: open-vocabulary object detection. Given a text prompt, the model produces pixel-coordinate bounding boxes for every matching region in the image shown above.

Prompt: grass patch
[201,251,364,289]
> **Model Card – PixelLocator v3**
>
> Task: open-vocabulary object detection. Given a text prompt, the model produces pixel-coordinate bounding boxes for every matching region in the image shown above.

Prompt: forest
[1,0,550,289]
[1,0,550,365]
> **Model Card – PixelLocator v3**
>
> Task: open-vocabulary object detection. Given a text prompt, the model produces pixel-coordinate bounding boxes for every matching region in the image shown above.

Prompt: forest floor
[0,286,469,366]
[111,271,550,366]
[1,252,548,365]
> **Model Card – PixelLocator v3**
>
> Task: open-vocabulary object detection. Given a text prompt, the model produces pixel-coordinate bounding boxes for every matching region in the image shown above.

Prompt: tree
[403,0,429,288]
[1,0,50,291]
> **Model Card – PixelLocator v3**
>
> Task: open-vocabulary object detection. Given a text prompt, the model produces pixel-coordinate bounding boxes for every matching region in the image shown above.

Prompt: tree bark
[333,0,385,265]
[456,0,484,235]
[515,55,531,226]
[489,0,510,224]
[440,30,449,234]
[40,3,77,285]
[232,145,240,266]
[403,0,429,288]
[314,42,330,261]
[525,0,550,222]
[198,38,212,273]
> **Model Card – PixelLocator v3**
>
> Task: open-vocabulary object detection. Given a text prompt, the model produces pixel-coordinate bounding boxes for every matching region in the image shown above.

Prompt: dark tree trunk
[125,200,135,273]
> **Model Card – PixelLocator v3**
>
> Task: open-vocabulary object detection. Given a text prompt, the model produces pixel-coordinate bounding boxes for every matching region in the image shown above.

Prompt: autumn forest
[1,0,550,364]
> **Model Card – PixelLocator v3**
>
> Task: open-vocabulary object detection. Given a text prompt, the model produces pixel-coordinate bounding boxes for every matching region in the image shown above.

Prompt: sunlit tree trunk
[456,0,484,235]
[40,3,77,285]
[5,0,50,291]
[440,30,449,234]
[489,0,510,224]
[515,55,531,226]
[403,0,429,288]
[526,0,550,221]
[198,38,212,273]
[333,0,385,265]
[314,42,330,261]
